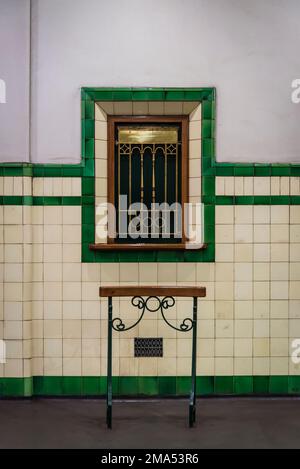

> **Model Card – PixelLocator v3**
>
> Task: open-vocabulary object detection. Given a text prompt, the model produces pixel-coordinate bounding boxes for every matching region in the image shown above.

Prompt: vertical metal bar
[164,143,167,203]
[189,297,197,428]
[107,297,113,429]
[151,145,156,237]
[140,145,144,204]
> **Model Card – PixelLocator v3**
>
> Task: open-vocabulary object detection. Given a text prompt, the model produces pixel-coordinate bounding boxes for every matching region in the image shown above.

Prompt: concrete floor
[0,397,300,449]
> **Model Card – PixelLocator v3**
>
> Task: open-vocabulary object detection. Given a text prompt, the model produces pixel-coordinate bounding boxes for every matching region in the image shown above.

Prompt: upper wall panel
[0,0,30,162]
[23,0,300,163]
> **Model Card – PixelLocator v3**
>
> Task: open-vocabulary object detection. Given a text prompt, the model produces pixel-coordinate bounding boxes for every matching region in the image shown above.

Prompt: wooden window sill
[89,243,207,251]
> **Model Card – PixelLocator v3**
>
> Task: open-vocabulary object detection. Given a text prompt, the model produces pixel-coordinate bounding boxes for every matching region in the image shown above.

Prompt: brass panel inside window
[118,126,178,144]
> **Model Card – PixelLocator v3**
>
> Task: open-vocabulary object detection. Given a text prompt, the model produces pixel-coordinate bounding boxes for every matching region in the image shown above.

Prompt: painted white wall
[0,0,30,162]
[1,0,300,163]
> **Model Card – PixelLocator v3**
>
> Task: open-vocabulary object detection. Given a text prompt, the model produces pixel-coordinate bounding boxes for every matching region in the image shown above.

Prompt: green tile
[3,167,24,177]
[92,90,114,101]
[83,158,94,177]
[165,90,185,101]
[33,167,44,177]
[62,197,82,205]
[119,377,139,395]
[112,376,120,394]
[253,376,269,394]
[288,376,300,394]
[202,156,213,174]
[138,377,158,396]
[42,167,62,177]
[33,376,46,396]
[291,166,300,177]
[202,176,215,196]
[271,165,290,176]
[82,177,95,196]
[196,376,214,395]
[43,377,63,395]
[269,376,289,394]
[0,378,25,397]
[215,166,234,176]
[234,196,254,205]
[61,166,83,177]
[23,196,33,206]
[62,377,82,396]
[132,89,164,101]
[112,90,132,101]
[233,376,253,394]
[204,205,215,225]
[202,100,214,120]
[270,196,290,205]
[82,377,102,395]
[233,165,254,176]
[85,100,95,120]
[82,243,95,262]
[82,205,94,224]
[254,165,271,176]
[156,251,182,262]
[202,243,215,262]
[24,377,33,397]
[253,196,271,205]
[290,196,300,205]
[202,139,214,159]
[85,139,95,159]
[85,119,95,139]
[202,119,213,138]
[2,196,23,205]
[214,376,233,394]
[215,196,234,205]
[158,377,176,395]
[176,376,191,395]
[138,251,157,262]
[204,224,215,243]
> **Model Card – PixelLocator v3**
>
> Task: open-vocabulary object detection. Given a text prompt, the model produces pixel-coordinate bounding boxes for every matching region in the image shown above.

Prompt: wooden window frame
[91,114,199,251]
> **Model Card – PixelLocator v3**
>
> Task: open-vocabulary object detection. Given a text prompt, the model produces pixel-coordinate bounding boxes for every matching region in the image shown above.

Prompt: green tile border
[1,376,300,398]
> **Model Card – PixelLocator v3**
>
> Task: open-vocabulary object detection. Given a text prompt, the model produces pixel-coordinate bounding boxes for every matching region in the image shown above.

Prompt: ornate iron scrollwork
[111,295,194,332]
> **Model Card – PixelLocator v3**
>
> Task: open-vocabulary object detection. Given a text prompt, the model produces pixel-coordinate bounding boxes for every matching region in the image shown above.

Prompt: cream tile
[253,338,269,356]
[253,177,270,195]
[270,357,289,374]
[235,320,252,338]
[235,224,253,243]
[215,244,234,262]
[254,206,270,224]
[234,357,253,375]
[235,244,253,262]
[235,282,252,300]
[253,300,269,319]
[215,263,234,282]
[216,282,234,300]
[254,244,270,262]
[235,263,253,281]
[234,338,252,358]
[234,301,253,319]
[253,263,269,281]
[234,206,253,224]
[271,206,289,224]
[254,319,269,338]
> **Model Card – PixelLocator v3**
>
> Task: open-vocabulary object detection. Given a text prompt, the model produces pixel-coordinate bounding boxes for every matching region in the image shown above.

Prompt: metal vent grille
[134,338,163,357]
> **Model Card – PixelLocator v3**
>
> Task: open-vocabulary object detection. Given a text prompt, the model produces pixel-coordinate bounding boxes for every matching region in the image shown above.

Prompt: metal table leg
[189,297,197,428]
[106,297,113,429]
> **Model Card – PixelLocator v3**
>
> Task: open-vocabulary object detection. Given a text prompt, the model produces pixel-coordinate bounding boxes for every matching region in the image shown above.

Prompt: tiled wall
[1,87,300,397]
